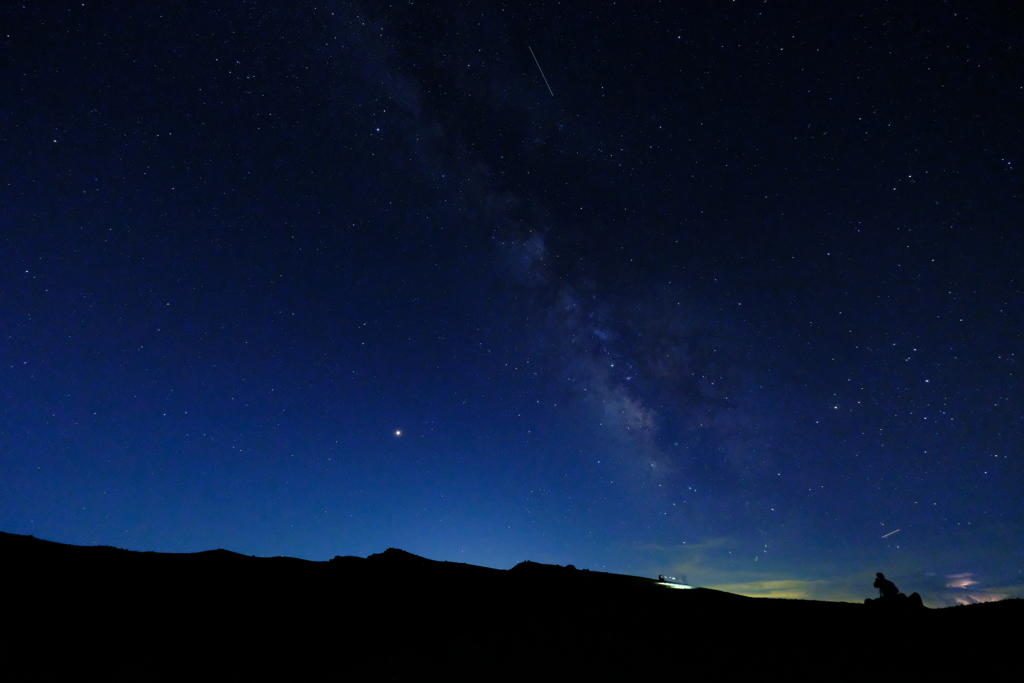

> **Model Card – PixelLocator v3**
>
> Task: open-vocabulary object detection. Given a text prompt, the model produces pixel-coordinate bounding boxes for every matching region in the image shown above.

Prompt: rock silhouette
[2,531,1017,680]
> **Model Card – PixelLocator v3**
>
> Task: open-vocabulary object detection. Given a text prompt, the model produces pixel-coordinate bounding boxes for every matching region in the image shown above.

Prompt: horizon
[2,1,1020,611]
[0,529,1003,608]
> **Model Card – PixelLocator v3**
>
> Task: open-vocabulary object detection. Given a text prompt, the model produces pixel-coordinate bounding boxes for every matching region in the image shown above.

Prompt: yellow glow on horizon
[706,579,832,600]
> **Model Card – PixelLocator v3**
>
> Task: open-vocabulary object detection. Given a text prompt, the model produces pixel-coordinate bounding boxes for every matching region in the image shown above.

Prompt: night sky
[3,1,1021,606]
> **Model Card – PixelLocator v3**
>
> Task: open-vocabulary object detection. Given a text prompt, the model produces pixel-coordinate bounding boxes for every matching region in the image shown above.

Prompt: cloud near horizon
[638,540,1024,608]
[703,573,1024,607]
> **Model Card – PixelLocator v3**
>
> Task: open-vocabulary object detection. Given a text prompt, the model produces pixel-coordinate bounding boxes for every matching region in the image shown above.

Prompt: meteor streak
[881,529,901,539]
[529,46,554,97]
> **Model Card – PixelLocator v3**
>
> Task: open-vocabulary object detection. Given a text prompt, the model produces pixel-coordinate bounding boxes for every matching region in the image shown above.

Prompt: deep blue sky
[2,1,1021,606]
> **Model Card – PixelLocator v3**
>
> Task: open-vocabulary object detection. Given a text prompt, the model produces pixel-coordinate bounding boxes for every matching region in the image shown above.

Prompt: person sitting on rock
[874,572,899,600]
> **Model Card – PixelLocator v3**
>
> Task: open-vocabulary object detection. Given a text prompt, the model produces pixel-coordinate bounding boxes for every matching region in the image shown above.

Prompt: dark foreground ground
[3,531,1018,680]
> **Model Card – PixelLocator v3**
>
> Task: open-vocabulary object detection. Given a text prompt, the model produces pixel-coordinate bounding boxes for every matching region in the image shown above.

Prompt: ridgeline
[3,531,1016,679]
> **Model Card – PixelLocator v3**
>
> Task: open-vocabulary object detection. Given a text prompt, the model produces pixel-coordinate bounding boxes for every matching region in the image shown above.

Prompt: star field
[1,1,1021,606]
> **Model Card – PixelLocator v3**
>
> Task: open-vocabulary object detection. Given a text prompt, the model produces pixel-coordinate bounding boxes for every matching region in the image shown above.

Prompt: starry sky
[2,1,1021,606]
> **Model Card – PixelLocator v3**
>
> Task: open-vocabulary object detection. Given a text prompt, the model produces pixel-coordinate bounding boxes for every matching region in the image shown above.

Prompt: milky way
[2,1,1020,606]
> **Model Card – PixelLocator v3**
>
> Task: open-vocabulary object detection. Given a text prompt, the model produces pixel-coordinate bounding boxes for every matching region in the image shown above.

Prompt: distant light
[395,430,402,437]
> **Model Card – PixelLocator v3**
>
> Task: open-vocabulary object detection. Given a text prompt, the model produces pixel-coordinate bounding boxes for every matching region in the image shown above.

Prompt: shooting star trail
[881,529,901,539]
[529,45,554,97]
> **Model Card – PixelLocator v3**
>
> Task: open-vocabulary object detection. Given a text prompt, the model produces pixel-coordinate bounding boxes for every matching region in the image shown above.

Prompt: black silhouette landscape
[4,531,1016,679]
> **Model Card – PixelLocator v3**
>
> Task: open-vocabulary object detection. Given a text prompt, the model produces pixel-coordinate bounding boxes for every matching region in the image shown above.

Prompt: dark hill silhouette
[2,531,1017,680]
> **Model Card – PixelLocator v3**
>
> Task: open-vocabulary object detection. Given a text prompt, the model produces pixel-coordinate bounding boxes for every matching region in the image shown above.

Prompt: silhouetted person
[874,572,899,600]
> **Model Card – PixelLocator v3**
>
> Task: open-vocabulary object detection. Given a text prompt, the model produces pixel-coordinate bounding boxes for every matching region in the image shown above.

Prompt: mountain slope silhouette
[2,531,1016,679]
